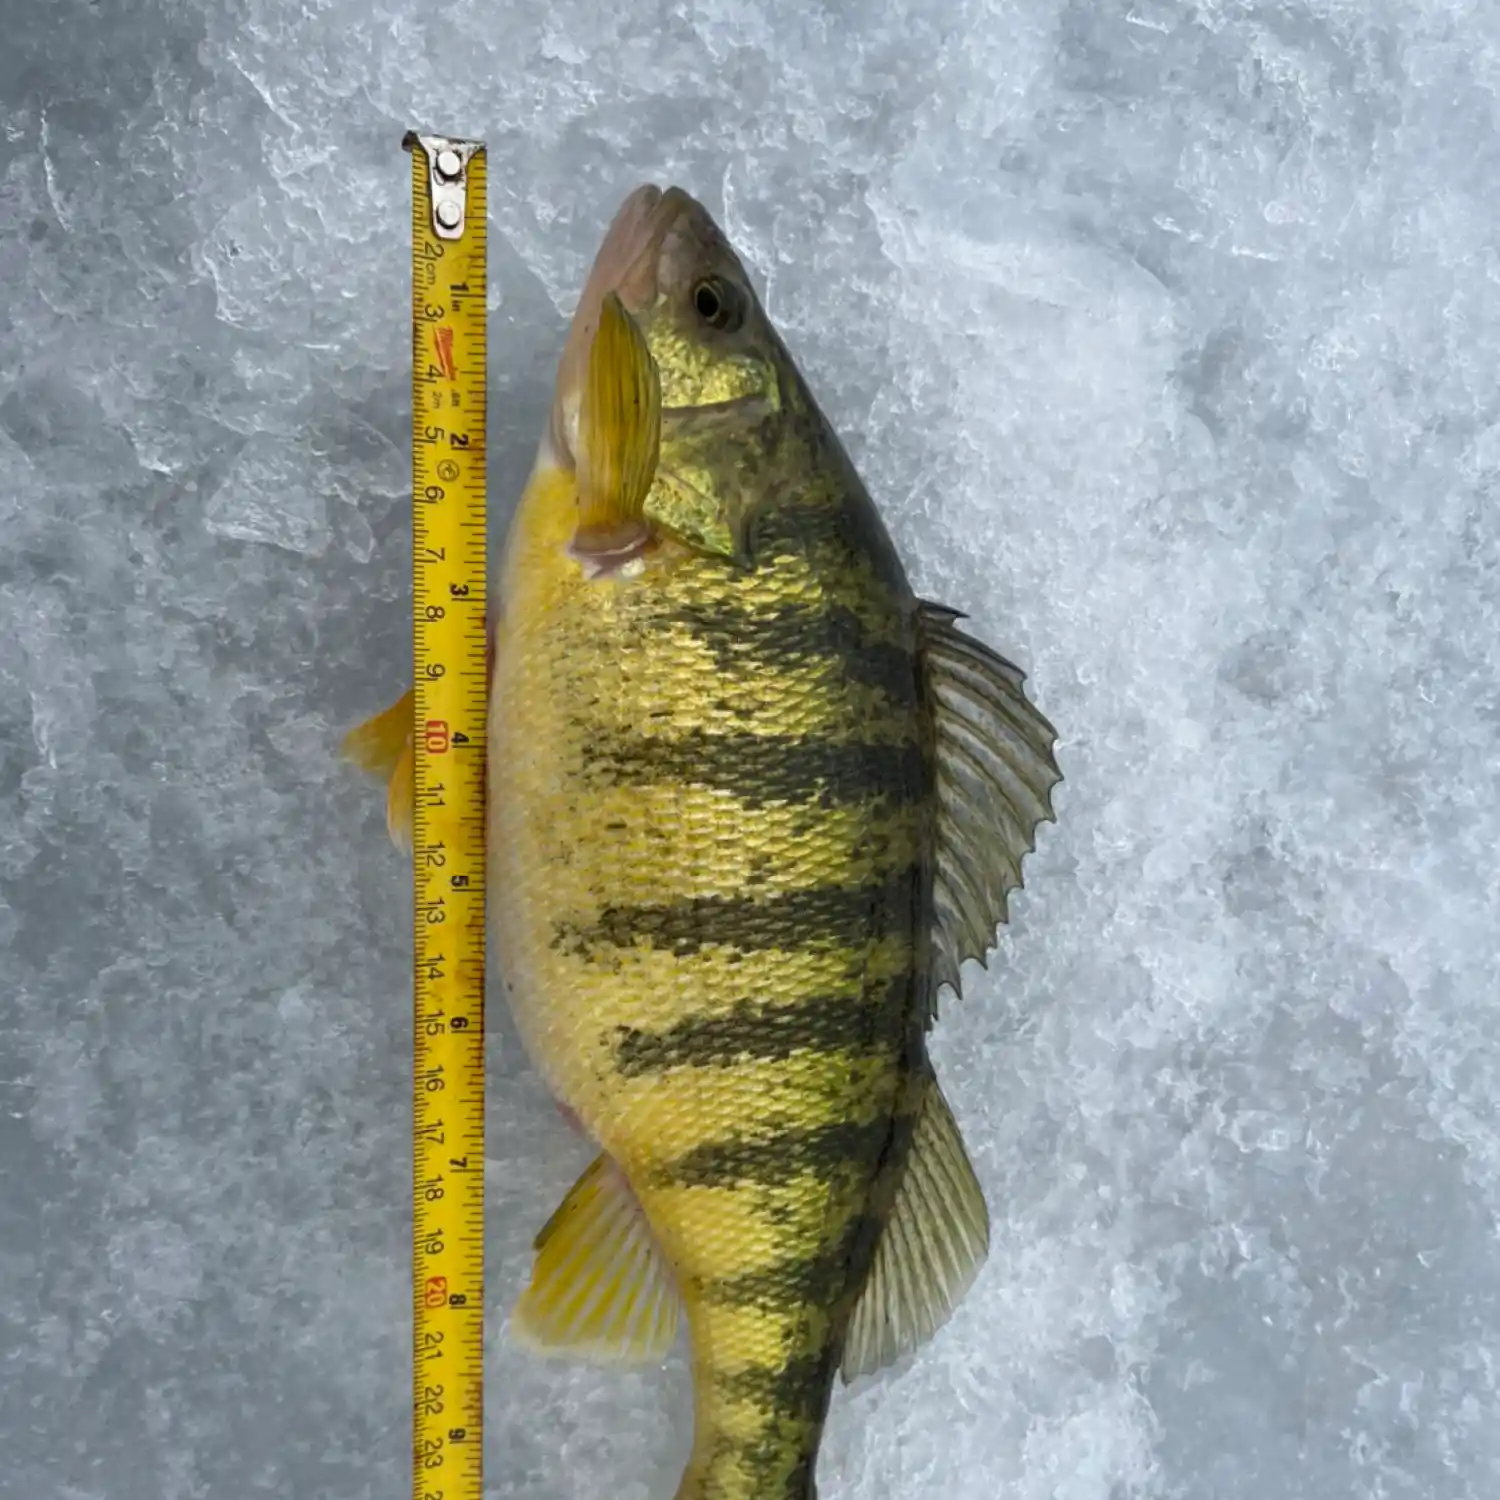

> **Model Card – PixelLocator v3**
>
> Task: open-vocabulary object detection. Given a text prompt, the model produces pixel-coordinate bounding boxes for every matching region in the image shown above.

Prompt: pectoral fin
[512,1152,680,1365]
[340,688,415,850]
[342,624,496,854]
[569,291,661,576]
[919,601,1063,1011]
[841,1076,989,1382]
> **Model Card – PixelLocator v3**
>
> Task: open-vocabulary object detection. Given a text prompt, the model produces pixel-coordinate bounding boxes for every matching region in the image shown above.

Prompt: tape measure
[403,130,487,1500]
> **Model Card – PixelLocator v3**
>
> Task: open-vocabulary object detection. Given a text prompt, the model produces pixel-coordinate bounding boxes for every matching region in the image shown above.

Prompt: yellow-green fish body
[495,423,931,1500]
[349,185,1063,1500]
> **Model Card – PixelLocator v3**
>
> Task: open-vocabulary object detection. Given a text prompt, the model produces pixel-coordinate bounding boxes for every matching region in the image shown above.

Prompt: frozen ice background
[3,0,1499,1495]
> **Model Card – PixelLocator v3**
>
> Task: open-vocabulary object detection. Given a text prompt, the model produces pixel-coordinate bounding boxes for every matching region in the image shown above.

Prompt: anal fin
[841,1076,989,1383]
[512,1152,681,1365]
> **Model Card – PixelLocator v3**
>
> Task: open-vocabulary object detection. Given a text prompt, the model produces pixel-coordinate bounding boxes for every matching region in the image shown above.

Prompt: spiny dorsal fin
[841,1074,989,1382]
[918,601,1062,1011]
[511,1152,680,1365]
[340,687,415,850]
[570,291,661,576]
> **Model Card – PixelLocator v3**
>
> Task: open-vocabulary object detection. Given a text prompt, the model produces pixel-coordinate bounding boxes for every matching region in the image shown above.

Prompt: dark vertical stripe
[613,974,912,1076]
[706,1350,836,1499]
[702,1081,926,1314]
[582,729,924,808]
[707,1210,886,1310]
[654,1115,893,1190]
[664,598,920,711]
[695,1431,821,1500]
[715,1348,837,1424]
[550,869,919,958]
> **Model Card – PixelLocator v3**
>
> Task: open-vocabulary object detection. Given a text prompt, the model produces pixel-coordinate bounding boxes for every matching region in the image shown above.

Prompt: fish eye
[691,276,743,333]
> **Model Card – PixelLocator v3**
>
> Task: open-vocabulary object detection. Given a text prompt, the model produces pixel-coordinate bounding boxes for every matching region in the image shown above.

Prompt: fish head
[548,184,790,565]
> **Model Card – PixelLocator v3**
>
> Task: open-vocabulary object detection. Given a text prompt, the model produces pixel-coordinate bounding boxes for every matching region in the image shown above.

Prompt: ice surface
[3,0,1499,1496]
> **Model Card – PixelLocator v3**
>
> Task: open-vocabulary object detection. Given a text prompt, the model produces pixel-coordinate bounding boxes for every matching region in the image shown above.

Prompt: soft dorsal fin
[841,1074,989,1382]
[511,1152,681,1365]
[918,602,1063,1010]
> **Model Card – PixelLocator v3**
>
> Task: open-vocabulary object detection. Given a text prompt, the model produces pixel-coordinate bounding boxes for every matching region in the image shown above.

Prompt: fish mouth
[580,184,704,314]
[587,184,668,308]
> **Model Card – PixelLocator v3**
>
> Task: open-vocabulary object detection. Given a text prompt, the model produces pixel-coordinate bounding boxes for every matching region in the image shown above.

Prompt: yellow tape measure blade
[406,131,487,1500]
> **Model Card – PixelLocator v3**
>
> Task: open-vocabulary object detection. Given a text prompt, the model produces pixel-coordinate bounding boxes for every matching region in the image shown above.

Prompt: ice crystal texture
[3,1,1498,1496]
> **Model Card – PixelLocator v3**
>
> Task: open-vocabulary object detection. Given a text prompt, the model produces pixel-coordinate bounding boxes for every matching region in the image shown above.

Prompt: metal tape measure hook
[403,132,481,240]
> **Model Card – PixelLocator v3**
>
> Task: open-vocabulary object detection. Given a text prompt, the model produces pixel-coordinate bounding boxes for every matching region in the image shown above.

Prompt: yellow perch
[350,184,1062,1500]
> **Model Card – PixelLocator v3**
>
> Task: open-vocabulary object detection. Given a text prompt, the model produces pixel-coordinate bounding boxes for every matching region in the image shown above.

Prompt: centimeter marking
[406,133,487,1500]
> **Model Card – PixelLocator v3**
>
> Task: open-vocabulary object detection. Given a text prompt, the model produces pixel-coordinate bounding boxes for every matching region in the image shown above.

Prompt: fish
[346,184,1063,1500]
